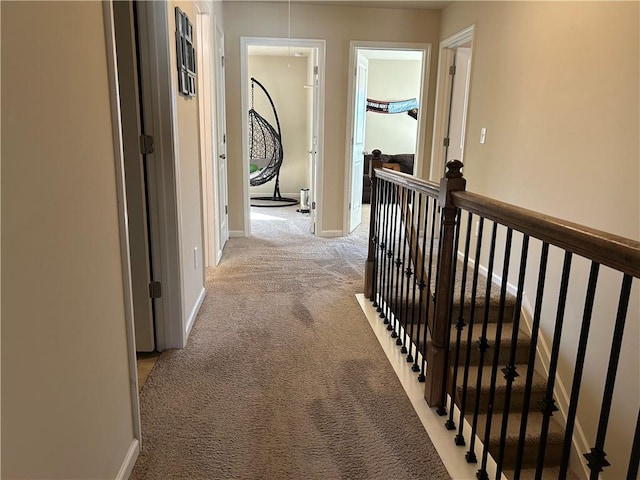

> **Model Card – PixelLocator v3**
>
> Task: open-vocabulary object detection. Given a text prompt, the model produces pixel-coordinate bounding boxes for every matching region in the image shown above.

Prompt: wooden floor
[136,351,161,392]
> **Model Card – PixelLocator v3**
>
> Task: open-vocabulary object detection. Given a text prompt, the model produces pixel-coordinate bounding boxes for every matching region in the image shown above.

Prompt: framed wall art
[175,7,196,97]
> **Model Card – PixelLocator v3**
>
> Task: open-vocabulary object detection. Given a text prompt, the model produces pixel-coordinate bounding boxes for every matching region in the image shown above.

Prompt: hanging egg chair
[248,77,297,207]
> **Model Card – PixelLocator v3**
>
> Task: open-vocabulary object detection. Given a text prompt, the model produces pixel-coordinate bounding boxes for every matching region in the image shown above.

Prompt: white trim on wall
[429,25,475,182]
[115,439,141,480]
[102,0,142,446]
[185,286,206,338]
[344,40,432,235]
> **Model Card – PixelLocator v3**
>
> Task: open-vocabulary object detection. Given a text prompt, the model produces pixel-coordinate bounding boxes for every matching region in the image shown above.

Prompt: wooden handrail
[451,191,640,278]
[375,168,440,200]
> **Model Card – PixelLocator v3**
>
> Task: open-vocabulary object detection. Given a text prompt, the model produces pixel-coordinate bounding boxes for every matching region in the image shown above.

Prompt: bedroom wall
[248,55,309,197]
[2,2,137,477]
[440,2,639,477]
[364,58,422,156]
[223,1,441,235]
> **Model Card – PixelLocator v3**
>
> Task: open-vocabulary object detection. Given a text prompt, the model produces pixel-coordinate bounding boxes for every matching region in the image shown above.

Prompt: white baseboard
[318,230,343,238]
[229,230,244,238]
[356,294,507,480]
[116,438,139,480]
[250,193,301,200]
[185,287,206,340]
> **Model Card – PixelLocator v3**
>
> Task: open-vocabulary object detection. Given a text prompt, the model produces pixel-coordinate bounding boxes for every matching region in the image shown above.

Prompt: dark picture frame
[175,7,196,97]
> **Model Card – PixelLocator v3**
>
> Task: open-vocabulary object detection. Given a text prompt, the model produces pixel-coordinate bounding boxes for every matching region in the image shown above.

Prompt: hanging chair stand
[248,77,298,207]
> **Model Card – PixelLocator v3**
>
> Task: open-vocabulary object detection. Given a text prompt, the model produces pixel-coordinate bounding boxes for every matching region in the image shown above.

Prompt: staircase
[365,153,640,479]
[399,261,572,478]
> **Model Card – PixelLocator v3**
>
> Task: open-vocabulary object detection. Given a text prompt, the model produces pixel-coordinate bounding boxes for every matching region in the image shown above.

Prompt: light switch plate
[480,127,487,144]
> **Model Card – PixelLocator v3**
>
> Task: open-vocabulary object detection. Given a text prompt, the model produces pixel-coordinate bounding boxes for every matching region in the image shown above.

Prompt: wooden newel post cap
[445,159,464,179]
[440,160,466,206]
[370,149,383,178]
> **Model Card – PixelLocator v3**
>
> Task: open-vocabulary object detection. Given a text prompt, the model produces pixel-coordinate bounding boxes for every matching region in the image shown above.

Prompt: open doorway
[240,37,325,238]
[429,25,474,181]
[345,42,431,234]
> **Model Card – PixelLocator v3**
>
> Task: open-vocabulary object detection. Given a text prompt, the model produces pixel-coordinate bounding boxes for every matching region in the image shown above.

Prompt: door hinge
[221,55,225,67]
[225,205,228,214]
[149,281,162,299]
[443,137,450,147]
[449,65,456,75]
[223,133,226,144]
[139,135,154,154]
[314,65,319,75]
[311,201,316,210]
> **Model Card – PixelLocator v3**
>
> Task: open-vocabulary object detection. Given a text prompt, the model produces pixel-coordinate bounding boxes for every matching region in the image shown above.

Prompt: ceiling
[227,0,451,10]
[300,0,451,9]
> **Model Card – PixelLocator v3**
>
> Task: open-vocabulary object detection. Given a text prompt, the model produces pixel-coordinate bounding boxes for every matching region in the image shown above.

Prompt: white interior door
[349,53,368,232]
[445,47,472,164]
[113,0,155,351]
[214,20,228,259]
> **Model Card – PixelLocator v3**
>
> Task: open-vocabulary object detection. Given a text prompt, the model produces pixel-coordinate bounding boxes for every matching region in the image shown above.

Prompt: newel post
[425,160,466,409]
[365,149,384,299]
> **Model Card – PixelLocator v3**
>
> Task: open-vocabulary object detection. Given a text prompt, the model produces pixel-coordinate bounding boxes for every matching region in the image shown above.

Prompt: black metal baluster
[406,191,422,363]
[388,184,401,334]
[395,187,409,343]
[477,227,513,480]
[628,409,640,479]
[558,261,599,479]
[496,234,529,480]
[534,251,573,479]
[377,180,389,317]
[412,194,430,373]
[446,212,474,432]
[514,242,549,478]
[467,221,498,465]
[419,197,439,382]
[584,274,633,480]
[439,208,462,417]
[459,216,485,452]
[371,175,383,308]
[383,184,396,324]
[401,190,417,354]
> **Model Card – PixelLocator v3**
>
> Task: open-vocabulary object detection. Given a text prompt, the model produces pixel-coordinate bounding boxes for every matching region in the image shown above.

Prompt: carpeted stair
[397,259,575,478]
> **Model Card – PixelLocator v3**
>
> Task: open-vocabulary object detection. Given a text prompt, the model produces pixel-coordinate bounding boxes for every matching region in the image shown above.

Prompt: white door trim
[429,25,476,181]
[102,0,142,445]
[240,36,326,237]
[195,5,216,269]
[344,40,432,235]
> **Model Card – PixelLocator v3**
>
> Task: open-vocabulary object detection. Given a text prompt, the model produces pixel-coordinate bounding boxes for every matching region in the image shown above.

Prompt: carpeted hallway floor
[130,205,450,480]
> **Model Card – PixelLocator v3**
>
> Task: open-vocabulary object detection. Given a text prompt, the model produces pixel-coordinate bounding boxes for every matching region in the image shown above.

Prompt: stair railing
[364,154,640,480]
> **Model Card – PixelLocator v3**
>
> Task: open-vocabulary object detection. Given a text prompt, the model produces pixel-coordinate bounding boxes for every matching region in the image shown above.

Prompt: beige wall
[441,2,639,477]
[1,2,136,478]
[365,58,422,155]
[223,1,441,233]
[248,55,309,196]
[168,1,206,333]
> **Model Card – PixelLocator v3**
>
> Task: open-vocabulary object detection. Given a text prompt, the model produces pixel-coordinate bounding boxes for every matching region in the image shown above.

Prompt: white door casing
[344,41,431,235]
[429,25,475,181]
[196,9,216,269]
[349,53,368,233]
[240,37,326,237]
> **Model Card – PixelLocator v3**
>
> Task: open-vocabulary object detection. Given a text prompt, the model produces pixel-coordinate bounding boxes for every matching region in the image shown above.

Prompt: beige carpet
[130,205,450,480]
